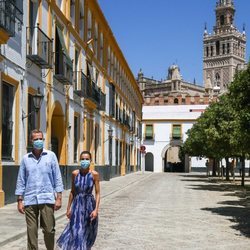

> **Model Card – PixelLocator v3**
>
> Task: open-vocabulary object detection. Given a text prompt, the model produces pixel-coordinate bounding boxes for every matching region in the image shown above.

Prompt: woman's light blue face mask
[80,159,90,169]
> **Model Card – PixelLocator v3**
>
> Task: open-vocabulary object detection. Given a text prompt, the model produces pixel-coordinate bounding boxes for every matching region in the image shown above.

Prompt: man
[15,129,64,250]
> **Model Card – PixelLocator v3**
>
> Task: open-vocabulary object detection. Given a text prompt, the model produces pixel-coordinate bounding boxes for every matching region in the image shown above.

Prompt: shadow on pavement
[201,206,250,237]
[182,174,250,238]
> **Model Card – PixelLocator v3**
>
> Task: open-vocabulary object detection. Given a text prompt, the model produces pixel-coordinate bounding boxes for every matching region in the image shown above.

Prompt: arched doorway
[51,101,66,165]
[164,146,184,172]
[145,152,154,172]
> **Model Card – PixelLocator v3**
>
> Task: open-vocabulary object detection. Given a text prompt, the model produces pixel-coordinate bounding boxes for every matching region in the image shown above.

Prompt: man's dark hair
[30,129,43,141]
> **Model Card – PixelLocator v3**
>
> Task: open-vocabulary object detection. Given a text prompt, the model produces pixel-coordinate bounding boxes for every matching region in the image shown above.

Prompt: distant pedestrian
[205,159,209,176]
[230,159,236,177]
[57,150,100,250]
[15,129,64,250]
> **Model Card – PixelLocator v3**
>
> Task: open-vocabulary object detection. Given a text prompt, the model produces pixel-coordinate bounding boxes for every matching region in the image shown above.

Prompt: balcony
[74,71,105,110]
[54,52,73,84]
[0,0,16,42]
[26,26,53,68]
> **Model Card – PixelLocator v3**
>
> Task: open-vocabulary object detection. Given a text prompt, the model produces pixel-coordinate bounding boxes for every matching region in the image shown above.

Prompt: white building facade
[142,105,208,173]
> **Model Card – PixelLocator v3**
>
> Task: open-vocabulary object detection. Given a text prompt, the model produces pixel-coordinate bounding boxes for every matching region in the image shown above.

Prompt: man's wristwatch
[17,198,23,202]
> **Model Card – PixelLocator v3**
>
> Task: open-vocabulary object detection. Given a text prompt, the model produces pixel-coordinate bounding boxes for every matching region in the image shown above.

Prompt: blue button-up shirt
[15,149,64,206]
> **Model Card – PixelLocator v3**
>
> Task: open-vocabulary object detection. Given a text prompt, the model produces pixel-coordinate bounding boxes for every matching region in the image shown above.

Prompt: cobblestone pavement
[3,172,250,249]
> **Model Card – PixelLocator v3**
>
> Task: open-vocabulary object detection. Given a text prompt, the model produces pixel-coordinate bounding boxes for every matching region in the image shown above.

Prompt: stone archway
[161,144,184,172]
[51,101,66,165]
[145,152,154,172]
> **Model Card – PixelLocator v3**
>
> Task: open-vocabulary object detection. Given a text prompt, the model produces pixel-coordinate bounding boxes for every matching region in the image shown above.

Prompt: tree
[228,64,250,186]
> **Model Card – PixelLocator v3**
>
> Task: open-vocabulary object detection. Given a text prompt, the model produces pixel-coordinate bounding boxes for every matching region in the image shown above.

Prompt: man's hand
[17,200,25,214]
[54,198,62,211]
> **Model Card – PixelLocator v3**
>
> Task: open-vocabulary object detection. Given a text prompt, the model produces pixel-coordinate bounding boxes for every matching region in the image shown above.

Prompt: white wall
[142,105,208,172]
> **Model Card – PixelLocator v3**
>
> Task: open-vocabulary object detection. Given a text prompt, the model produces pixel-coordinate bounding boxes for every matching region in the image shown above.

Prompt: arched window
[220,15,224,26]
[215,73,221,87]
[216,41,220,55]
[174,98,178,104]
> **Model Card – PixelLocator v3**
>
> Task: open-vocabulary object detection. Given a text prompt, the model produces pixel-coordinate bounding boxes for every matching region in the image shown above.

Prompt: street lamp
[22,88,44,127]
[33,87,44,112]
[107,127,113,181]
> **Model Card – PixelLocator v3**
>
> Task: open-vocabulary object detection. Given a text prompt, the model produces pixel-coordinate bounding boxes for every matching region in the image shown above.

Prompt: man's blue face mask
[33,139,44,150]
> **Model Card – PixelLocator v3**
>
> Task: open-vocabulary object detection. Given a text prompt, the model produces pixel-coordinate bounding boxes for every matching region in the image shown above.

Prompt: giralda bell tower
[203,0,246,94]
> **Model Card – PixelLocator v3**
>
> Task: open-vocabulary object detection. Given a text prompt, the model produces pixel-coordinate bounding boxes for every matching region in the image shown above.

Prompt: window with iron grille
[2,82,14,160]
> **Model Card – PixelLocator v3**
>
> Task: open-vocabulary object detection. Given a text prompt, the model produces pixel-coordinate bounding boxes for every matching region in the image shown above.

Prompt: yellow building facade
[0,0,143,207]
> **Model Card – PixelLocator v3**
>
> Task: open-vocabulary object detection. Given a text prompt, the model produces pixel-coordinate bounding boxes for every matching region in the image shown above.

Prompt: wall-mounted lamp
[68,123,72,130]
[130,137,134,144]
[108,128,113,138]
[22,87,44,120]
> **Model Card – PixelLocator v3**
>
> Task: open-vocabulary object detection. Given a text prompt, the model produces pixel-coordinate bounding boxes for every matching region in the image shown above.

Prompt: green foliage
[183,64,250,159]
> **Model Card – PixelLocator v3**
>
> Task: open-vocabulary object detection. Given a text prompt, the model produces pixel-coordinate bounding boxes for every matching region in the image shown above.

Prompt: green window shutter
[173,125,181,138]
[145,125,153,137]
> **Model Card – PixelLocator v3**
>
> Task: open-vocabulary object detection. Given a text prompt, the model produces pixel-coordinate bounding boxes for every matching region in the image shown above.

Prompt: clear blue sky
[97,0,250,86]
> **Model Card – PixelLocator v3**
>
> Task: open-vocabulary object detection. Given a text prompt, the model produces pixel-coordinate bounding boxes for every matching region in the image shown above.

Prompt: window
[220,15,224,26]
[74,49,79,90]
[2,82,14,160]
[109,83,115,117]
[87,10,92,40]
[222,44,225,54]
[145,124,153,140]
[174,98,178,104]
[172,124,181,140]
[227,43,230,54]
[94,125,99,163]
[216,41,220,55]
[74,116,79,163]
[119,141,122,166]
[115,140,118,166]
[70,0,75,25]
[210,46,213,56]
[27,93,36,152]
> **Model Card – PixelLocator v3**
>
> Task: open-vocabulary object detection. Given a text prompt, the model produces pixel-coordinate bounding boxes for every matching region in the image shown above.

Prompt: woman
[57,151,100,250]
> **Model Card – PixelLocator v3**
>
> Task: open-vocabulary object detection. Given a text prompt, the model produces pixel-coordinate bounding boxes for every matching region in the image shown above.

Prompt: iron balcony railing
[0,0,16,36]
[54,52,73,84]
[26,26,53,68]
[74,71,106,110]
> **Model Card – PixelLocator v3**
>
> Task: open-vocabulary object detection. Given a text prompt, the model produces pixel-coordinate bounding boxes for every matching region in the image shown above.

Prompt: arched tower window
[220,15,224,26]
[215,73,221,87]
[216,41,220,55]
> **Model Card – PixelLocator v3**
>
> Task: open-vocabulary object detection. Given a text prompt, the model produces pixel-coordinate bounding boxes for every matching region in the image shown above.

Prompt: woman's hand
[66,209,71,219]
[90,209,98,221]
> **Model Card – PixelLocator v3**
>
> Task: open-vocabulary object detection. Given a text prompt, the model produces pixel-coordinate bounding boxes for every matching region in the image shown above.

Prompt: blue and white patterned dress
[57,171,98,250]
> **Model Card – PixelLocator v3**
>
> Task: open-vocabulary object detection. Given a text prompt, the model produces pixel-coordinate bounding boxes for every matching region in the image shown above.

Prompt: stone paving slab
[0,172,151,248]
[2,172,250,249]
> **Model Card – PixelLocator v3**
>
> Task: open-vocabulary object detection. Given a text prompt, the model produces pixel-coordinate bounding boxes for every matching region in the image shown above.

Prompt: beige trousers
[25,204,55,250]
